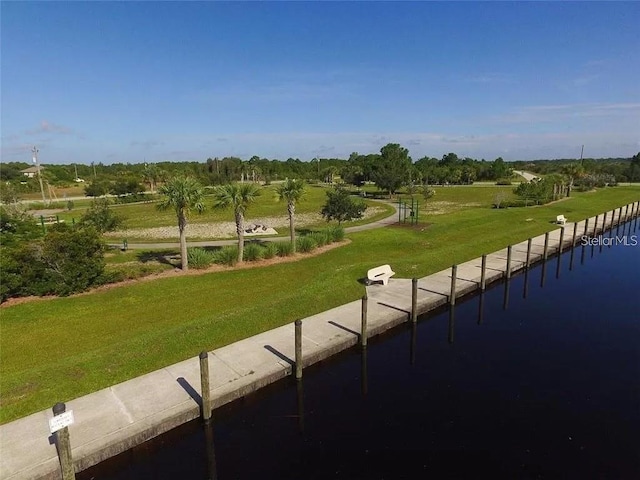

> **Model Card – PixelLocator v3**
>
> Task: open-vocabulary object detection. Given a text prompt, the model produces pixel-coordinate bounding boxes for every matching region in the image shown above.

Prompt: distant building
[20,166,45,178]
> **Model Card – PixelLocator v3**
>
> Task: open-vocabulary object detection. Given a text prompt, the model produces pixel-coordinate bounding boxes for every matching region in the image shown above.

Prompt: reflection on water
[79,221,640,480]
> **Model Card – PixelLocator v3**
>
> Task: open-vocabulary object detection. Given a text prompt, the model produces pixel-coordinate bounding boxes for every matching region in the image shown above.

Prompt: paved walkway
[1,204,637,480]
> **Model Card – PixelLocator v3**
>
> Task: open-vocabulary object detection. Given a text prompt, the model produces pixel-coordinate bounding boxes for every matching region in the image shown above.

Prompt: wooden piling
[506,245,512,280]
[294,320,302,380]
[52,403,76,480]
[450,264,457,306]
[593,214,599,235]
[411,278,418,323]
[543,232,550,260]
[602,211,608,235]
[583,217,590,237]
[526,238,532,269]
[480,254,487,291]
[199,351,211,422]
[558,226,565,253]
[361,294,368,348]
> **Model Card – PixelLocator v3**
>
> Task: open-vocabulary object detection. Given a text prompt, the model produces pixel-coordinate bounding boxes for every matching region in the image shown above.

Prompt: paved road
[513,170,539,182]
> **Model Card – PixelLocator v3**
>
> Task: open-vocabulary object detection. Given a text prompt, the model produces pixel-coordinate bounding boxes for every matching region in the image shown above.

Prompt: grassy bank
[1,186,638,423]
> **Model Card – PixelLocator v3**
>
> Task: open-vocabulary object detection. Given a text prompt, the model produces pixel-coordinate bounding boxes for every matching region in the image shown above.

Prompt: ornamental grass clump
[187,248,215,269]
[214,246,238,266]
[296,236,317,253]
[243,243,263,262]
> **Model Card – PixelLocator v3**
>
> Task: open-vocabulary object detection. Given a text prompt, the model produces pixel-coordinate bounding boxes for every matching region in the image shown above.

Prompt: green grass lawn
[1,186,638,423]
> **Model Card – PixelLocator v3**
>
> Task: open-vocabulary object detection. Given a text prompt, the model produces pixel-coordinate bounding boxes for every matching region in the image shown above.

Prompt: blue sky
[2,1,639,165]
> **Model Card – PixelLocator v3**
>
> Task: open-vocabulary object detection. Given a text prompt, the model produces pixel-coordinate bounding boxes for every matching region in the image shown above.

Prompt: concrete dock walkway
[1,203,638,480]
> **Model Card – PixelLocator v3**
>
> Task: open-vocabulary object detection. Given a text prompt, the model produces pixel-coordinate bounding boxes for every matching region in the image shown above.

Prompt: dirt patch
[0,240,351,308]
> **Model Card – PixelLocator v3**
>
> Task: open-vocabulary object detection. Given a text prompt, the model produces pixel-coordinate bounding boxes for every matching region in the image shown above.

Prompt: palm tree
[562,163,584,197]
[142,163,165,193]
[213,183,261,262]
[157,176,205,271]
[275,178,306,252]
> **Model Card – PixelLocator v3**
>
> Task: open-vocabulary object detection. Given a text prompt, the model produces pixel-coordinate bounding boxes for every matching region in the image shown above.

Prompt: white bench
[367,264,395,286]
[556,214,567,225]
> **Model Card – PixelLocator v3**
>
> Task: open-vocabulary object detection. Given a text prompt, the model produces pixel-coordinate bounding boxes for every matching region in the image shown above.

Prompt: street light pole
[32,146,47,206]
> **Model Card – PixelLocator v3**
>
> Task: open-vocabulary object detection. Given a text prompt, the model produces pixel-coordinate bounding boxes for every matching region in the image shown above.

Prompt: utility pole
[32,146,47,205]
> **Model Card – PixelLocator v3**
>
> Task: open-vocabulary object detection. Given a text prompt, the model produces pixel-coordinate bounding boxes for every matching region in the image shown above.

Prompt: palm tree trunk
[288,202,296,252]
[179,213,188,271]
[236,211,244,262]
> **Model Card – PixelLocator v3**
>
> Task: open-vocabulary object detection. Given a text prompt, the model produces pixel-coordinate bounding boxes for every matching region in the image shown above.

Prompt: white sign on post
[49,410,74,434]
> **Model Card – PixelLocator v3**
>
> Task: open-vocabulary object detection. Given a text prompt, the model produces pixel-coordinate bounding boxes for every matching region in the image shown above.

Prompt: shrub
[263,242,278,259]
[187,248,215,269]
[309,231,329,247]
[79,198,123,233]
[214,246,238,266]
[40,224,106,296]
[276,241,294,257]
[296,236,317,253]
[1,223,108,300]
[321,185,367,223]
[325,225,345,243]
[243,243,263,262]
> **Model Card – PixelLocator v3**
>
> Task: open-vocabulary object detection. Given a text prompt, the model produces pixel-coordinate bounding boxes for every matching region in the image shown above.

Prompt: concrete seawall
[1,202,638,480]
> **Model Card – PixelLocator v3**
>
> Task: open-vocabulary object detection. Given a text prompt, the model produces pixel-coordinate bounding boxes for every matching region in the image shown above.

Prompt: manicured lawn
[1,186,638,423]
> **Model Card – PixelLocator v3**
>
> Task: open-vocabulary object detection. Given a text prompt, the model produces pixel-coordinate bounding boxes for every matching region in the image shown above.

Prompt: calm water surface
[81,222,640,480]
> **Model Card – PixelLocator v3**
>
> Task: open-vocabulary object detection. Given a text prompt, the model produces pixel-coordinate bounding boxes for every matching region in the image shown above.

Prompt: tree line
[3,147,638,203]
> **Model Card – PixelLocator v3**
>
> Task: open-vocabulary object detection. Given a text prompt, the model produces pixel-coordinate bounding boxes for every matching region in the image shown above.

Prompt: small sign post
[51,403,76,480]
[49,410,74,434]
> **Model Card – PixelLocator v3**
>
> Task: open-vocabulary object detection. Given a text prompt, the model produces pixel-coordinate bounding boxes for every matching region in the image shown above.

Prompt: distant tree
[422,185,436,202]
[157,176,205,271]
[275,178,306,252]
[142,163,161,192]
[213,183,261,263]
[84,180,110,197]
[490,157,511,180]
[562,163,584,196]
[111,178,145,197]
[628,152,640,182]
[79,198,123,233]
[321,186,367,224]
[371,143,412,196]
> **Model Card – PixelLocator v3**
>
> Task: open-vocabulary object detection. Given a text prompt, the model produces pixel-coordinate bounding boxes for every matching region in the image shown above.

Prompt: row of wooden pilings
[48,202,639,480]
[289,200,639,378]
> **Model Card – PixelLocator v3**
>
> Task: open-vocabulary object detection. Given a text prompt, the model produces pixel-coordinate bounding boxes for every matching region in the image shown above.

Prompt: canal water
[80,222,639,480]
